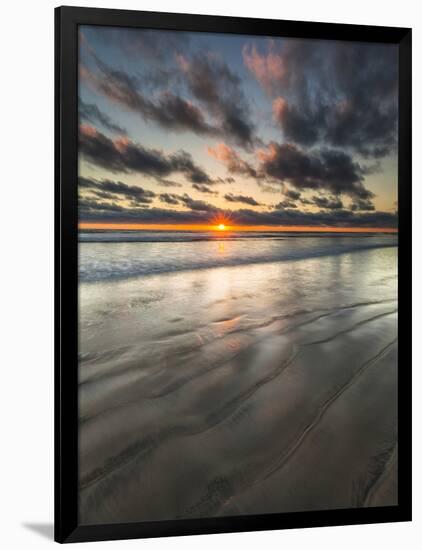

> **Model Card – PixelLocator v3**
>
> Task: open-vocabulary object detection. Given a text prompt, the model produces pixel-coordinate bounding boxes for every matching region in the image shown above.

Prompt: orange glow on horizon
[78,222,397,234]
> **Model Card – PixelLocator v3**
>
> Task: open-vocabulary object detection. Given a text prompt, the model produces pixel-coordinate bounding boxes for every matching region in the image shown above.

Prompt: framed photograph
[55,6,412,543]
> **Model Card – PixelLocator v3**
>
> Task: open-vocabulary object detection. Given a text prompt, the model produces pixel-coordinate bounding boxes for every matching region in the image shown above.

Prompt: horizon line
[78,223,398,233]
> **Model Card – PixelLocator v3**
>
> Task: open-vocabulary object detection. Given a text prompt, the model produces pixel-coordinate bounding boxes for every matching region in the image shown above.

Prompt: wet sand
[78,246,398,524]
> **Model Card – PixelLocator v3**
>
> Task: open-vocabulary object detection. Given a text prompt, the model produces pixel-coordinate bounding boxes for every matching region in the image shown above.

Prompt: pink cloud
[208,143,257,178]
[79,124,99,138]
[243,41,285,96]
[175,53,190,73]
[114,135,131,153]
[256,142,280,163]
[272,97,288,122]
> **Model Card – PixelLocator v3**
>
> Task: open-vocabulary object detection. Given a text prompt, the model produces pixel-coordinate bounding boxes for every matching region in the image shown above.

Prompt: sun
[211,212,233,231]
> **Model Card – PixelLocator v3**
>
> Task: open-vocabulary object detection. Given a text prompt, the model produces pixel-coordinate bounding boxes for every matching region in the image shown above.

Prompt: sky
[78,26,398,230]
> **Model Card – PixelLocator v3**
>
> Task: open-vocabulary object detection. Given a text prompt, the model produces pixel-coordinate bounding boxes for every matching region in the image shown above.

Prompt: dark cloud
[79,198,126,213]
[298,197,313,206]
[79,176,156,204]
[311,195,344,210]
[258,143,374,200]
[81,49,256,147]
[155,179,183,188]
[159,193,180,205]
[274,199,298,209]
[258,181,281,194]
[158,192,219,211]
[272,97,323,146]
[79,99,127,135]
[350,198,376,211]
[86,189,115,201]
[362,161,382,176]
[209,142,375,203]
[284,188,301,200]
[192,183,218,195]
[79,125,213,184]
[245,40,397,158]
[81,60,216,137]
[233,207,397,228]
[168,150,212,184]
[152,92,216,135]
[224,193,261,206]
[79,200,397,229]
[177,194,218,212]
[211,176,236,185]
[176,53,256,148]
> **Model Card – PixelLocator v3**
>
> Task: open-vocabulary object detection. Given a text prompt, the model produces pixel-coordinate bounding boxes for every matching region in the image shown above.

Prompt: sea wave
[79,234,397,283]
[79,230,394,243]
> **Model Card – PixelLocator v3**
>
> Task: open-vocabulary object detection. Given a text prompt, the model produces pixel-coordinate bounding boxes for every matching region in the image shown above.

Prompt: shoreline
[78,246,398,524]
[79,240,398,284]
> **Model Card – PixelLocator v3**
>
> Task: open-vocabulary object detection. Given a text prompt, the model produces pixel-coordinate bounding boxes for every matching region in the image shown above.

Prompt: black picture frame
[55,5,412,543]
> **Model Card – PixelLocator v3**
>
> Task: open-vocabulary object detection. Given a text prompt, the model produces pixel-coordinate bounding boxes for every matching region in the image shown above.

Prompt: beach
[78,232,398,524]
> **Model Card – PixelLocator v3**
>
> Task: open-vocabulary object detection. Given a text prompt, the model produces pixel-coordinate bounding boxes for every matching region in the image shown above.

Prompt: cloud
[311,195,344,210]
[159,193,180,205]
[258,181,281,194]
[177,194,218,212]
[272,97,322,147]
[177,54,256,148]
[233,208,397,228]
[192,183,218,195]
[208,141,376,204]
[168,150,212,184]
[208,143,257,177]
[79,99,127,135]
[86,189,115,201]
[79,176,156,204]
[79,199,397,229]
[81,48,256,148]
[284,188,301,200]
[155,179,183,188]
[79,198,126,213]
[224,193,260,206]
[274,199,298,209]
[152,92,216,134]
[158,192,218,212]
[79,124,213,184]
[81,61,216,137]
[257,142,374,200]
[350,198,376,211]
[244,39,398,157]
[243,41,286,96]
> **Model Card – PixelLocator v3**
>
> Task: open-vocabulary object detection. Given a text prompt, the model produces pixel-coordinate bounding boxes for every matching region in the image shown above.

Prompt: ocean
[79,231,398,282]
[78,231,398,523]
